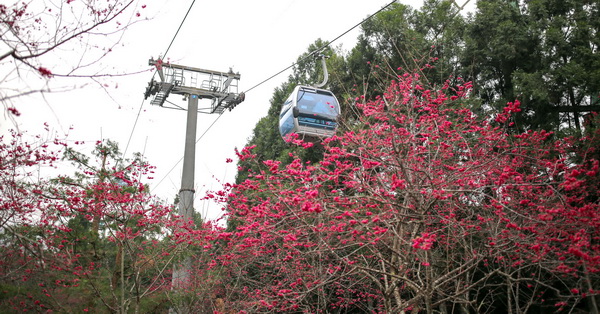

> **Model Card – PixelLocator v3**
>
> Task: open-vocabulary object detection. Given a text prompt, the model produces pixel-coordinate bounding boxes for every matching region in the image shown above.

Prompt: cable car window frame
[279,98,293,119]
[280,108,296,137]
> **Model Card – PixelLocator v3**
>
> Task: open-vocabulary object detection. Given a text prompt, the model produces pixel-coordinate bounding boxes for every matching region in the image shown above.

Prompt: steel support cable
[150,111,224,194]
[244,0,396,94]
[162,0,197,58]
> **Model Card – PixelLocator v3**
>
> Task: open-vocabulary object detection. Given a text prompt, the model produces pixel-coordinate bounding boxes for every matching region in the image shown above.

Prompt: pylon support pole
[179,94,198,221]
[171,94,198,291]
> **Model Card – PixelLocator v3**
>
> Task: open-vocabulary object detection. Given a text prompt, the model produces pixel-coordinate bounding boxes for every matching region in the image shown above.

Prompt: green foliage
[463,0,600,131]
[462,0,538,112]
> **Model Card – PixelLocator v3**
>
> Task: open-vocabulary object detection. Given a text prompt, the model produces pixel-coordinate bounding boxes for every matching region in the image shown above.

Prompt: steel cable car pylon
[278,54,340,142]
[143,58,244,292]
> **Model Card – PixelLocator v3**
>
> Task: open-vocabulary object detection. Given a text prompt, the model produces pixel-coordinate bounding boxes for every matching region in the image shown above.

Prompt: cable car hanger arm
[313,54,329,88]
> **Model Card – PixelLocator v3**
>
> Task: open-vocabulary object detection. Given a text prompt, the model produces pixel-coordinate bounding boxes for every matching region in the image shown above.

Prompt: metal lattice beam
[144,58,244,113]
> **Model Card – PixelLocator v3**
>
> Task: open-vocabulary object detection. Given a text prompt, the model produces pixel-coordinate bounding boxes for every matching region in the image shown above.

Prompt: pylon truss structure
[144,58,245,113]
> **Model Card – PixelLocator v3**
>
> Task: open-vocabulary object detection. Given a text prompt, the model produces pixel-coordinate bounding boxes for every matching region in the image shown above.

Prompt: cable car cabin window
[296,90,338,118]
[279,110,295,137]
[279,99,293,119]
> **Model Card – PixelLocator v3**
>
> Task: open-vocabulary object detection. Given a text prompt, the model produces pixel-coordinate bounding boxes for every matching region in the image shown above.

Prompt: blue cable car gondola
[278,55,340,141]
[279,85,340,140]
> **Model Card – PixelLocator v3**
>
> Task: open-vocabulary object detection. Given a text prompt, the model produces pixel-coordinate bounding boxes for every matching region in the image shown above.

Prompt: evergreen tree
[462,0,600,132]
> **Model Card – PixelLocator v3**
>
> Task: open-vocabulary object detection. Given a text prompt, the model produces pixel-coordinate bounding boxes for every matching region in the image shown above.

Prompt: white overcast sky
[2,0,474,221]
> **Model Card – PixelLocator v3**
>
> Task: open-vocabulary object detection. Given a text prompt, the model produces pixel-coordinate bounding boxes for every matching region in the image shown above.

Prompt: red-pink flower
[412,233,437,250]
[38,67,53,78]
[7,107,20,116]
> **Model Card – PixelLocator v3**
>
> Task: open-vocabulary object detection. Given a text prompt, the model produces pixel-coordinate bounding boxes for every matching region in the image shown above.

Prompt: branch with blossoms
[1,0,150,115]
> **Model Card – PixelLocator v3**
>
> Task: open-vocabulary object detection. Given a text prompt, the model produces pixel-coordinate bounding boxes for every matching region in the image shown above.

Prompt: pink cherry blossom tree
[0,132,204,312]
[206,72,599,313]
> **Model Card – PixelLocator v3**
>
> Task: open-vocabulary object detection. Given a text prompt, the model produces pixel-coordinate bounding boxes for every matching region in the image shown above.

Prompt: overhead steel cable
[244,0,395,94]
[150,112,224,194]
[162,0,197,58]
